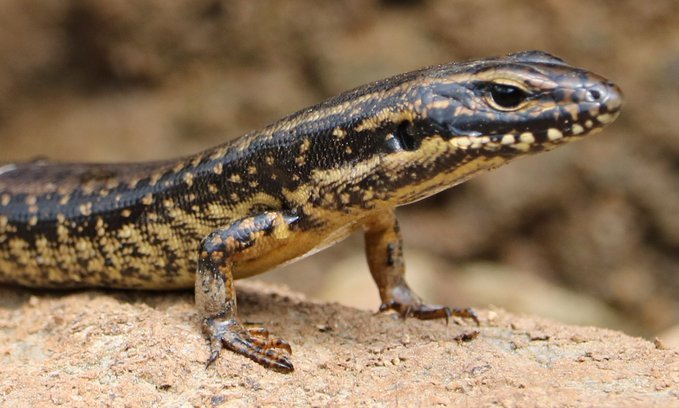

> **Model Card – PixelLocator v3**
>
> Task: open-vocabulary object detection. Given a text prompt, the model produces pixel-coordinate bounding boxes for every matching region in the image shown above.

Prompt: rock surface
[1,281,677,407]
[0,1,678,406]
[1,0,677,337]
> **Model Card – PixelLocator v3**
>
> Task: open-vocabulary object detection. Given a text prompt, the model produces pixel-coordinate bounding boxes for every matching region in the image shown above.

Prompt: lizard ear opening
[393,121,420,151]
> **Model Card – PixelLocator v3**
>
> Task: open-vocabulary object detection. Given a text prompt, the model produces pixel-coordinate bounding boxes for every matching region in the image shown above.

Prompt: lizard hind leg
[195,212,298,373]
[364,209,479,325]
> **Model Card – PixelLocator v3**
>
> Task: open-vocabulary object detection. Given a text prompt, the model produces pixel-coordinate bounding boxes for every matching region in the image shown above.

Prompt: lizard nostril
[587,88,602,102]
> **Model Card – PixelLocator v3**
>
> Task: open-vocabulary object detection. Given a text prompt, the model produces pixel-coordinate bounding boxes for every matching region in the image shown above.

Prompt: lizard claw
[379,301,479,325]
[203,317,294,373]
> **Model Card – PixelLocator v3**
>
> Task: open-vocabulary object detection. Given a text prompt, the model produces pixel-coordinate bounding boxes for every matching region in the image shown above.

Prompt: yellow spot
[79,203,93,216]
[451,137,471,148]
[208,184,219,194]
[572,124,584,135]
[59,195,70,206]
[35,236,49,252]
[547,128,563,141]
[265,156,275,165]
[28,205,38,214]
[121,209,132,218]
[563,104,579,121]
[501,135,515,145]
[300,138,311,154]
[1,194,10,206]
[183,172,194,187]
[173,161,187,173]
[0,216,8,227]
[332,127,347,139]
[142,194,154,206]
[597,113,614,124]
[470,136,490,149]
[118,225,134,239]
[105,179,119,189]
[149,173,163,186]
[295,156,306,166]
[128,179,140,189]
[345,147,352,154]
[57,224,69,240]
[519,132,535,144]
[585,120,594,129]
[82,183,96,196]
[25,196,37,206]
[229,174,241,183]
[29,216,38,226]
[213,163,223,175]
[247,166,257,175]
[210,147,228,161]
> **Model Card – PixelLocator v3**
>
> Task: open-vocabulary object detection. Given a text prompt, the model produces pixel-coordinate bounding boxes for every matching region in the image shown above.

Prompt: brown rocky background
[0,0,678,406]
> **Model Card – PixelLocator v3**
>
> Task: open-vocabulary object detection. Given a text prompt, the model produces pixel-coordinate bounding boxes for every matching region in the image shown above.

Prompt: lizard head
[416,51,622,149]
[371,51,623,205]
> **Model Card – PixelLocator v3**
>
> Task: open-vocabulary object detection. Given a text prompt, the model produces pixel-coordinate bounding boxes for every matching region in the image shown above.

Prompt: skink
[0,51,623,372]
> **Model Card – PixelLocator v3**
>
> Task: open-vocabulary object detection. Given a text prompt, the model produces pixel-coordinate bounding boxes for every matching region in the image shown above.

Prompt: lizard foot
[203,317,293,373]
[379,301,479,325]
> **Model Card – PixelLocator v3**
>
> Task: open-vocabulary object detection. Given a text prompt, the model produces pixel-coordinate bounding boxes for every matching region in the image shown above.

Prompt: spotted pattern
[0,51,622,289]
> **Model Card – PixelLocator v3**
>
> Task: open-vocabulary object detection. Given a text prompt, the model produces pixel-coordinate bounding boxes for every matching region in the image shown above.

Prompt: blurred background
[0,0,677,341]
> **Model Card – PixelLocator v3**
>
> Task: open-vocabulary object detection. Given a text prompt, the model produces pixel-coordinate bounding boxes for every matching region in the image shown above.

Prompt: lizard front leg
[363,209,478,324]
[195,211,299,373]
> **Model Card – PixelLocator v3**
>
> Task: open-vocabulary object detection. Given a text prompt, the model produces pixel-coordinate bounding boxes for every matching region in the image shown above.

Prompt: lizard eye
[486,83,528,111]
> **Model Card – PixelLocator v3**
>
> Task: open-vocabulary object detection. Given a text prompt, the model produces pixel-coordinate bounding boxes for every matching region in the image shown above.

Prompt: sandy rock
[1,281,677,407]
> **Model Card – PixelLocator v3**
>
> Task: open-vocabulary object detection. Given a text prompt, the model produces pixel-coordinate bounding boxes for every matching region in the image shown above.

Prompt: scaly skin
[0,51,623,372]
